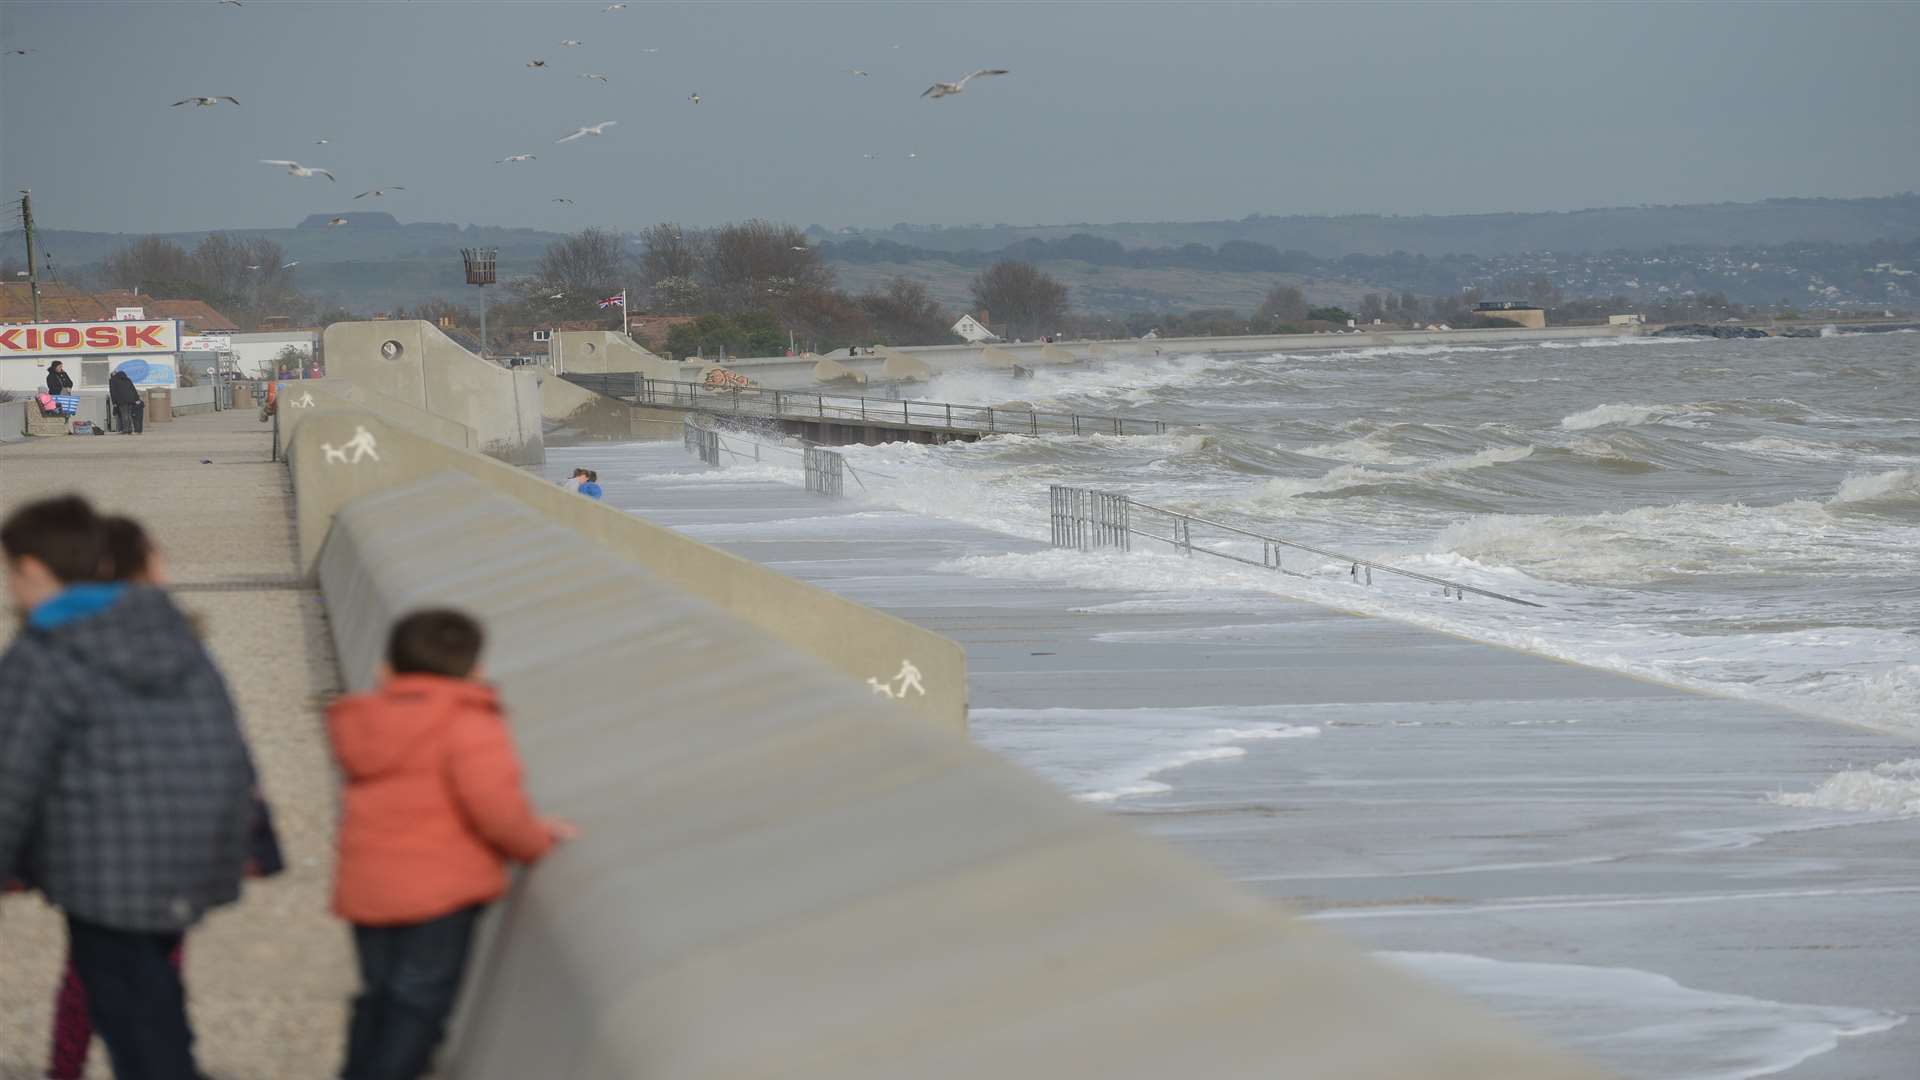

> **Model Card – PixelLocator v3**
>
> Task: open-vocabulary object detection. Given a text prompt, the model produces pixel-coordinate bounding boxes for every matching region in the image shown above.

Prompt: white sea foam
[1830,468,1920,508]
[1770,758,1920,815]
[1258,445,1534,500]
[1382,951,1903,1080]
[1299,431,1424,465]
[968,705,1319,803]
[1559,402,1698,431]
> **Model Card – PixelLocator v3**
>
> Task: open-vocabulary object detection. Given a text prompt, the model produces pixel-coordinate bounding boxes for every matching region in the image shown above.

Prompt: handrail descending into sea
[1050,484,1544,608]
[569,372,1166,437]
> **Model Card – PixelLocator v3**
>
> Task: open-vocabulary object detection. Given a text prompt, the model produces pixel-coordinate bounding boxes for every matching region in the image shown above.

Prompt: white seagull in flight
[496,154,536,163]
[174,95,240,107]
[553,197,575,203]
[325,217,349,227]
[353,187,405,199]
[921,68,1009,98]
[604,3,627,10]
[281,261,299,269]
[557,121,616,143]
[260,159,335,180]
[526,58,546,68]
[580,72,608,82]
[559,39,582,47]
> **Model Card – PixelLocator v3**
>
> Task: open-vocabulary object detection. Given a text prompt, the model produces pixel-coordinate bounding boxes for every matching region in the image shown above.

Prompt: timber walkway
[0,411,354,1079]
[563,373,1166,445]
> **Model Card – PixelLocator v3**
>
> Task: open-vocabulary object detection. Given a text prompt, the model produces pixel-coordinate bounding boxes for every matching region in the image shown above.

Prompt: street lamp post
[461,247,497,356]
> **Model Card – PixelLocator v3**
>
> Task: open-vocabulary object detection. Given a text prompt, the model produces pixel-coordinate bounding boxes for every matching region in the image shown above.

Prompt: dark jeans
[64,914,197,1080]
[344,905,483,1080]
[113,400,144,433]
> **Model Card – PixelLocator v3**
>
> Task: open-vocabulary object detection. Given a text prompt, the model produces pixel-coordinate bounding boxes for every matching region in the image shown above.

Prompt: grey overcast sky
[3,1,1917,235]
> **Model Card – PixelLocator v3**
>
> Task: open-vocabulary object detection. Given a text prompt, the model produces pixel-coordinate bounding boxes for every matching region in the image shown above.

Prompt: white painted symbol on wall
[321,425,380,464]
[867,677,895,699]
[292,391,316,408]
[892,659,925,698]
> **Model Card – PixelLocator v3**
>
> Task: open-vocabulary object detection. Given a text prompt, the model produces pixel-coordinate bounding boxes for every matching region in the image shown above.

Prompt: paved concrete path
[553,440,1920,1080]
[0,411,353,1080]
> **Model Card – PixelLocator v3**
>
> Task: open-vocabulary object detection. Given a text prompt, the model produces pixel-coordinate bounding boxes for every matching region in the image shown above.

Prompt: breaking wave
[1770,758,1920,816]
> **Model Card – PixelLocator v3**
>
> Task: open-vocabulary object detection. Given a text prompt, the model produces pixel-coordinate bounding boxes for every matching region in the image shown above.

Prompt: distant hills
[820,194,1920,258]
[4,194,1916,315]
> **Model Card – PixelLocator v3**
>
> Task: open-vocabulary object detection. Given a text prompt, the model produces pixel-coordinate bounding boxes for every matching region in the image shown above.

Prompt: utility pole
[19,189,42,322]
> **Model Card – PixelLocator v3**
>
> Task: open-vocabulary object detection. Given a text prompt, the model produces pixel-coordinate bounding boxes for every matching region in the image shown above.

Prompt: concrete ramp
[812,356,868,385]
[877,347,932,382]
[321,320,543,465]
[291,443,1601,1080]
[551,330,676,378]
[980,345,1023,369]
[1038,343,1078,365]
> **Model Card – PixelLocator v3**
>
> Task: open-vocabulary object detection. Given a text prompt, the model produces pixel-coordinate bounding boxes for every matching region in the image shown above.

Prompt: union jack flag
[597,292,625,309]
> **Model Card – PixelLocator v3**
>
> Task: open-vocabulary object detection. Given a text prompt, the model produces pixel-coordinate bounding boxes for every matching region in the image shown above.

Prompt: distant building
[951,313,999,343]
[1473,300,1547,329]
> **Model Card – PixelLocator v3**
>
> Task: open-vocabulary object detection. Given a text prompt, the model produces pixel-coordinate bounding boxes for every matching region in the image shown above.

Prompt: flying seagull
[281,261,299,269]
[604,3,627,10]
[559,39,582,46]
[353,187,405,199]
[496,153,536,163]
[688,91,700,104]
[552,197,575,203]
[246,263,262,270]
[848,69,869,76]
[580,72,608,82]
[556,120,616,143]
[325,217,349,227]
[260,159,335,180]
[174,95,240,107]
[526,58,546,68]
[218,0,243,6]
[921,68,1008,98]
[4,48,35,56]
[315,138,330,145]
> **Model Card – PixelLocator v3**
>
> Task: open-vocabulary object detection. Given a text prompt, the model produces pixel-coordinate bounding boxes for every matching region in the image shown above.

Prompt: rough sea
[829,329,1919,801]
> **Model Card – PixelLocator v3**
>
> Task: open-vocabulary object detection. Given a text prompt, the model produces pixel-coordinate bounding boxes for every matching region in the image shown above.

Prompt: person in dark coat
[0,496,259,1080]
[107,369,143,434]
[46,360,73,397]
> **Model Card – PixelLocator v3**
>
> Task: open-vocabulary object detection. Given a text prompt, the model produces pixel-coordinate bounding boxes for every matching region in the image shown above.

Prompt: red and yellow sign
[0,320,181,358]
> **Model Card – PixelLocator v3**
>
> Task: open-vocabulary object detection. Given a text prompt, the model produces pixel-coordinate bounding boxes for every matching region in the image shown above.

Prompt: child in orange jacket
[328,609,574,1080]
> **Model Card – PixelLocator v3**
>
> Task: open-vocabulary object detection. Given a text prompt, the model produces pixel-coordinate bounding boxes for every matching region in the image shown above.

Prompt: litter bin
[144,387,173,424]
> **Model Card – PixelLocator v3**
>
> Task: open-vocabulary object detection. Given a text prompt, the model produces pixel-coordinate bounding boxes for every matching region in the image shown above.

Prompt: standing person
[0,497,259,1080]
[39,516,286,1080]
[329,609,574,1080]
[577,470,603,500]
[45,359,73,398]
[108,369,143,435]
[558,467,588,494]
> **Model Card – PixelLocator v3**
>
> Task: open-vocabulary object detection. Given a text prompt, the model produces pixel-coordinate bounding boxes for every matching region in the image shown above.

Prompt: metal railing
[804,447,845,497]
[569,373,1165,438]
[1047,484,1542,608]
[681,415,875,491]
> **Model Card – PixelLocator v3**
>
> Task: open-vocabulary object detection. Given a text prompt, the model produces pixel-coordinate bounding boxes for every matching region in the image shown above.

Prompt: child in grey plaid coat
[0,496,259,1080]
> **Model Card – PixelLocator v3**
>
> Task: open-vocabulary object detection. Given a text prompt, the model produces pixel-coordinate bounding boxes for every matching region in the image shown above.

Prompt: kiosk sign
[0,320,181,357]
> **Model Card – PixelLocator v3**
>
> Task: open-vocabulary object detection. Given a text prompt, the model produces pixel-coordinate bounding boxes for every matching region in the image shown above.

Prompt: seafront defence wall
[290,417,1602,1080]
[321,321,543,465]
[286,410,965,731]
[275,378,474,457]
[537,371,687,441]
[549,330,677,377]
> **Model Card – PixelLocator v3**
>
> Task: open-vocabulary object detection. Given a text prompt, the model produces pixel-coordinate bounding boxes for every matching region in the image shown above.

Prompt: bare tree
[535,227,630,297]
[636,222,708,312]
[859,277,951,345]
[1358,293,1386,323]
[100,236,196,293]
[703,220,831,311]
[1255,283,1308,324]
[969,261,1067,339]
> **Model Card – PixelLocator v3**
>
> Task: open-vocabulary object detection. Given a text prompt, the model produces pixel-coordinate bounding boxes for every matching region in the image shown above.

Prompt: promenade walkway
[0,411,352,1080]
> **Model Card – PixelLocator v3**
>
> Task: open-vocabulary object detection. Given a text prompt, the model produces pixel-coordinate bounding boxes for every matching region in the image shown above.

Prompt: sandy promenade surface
[1,410,354,1079]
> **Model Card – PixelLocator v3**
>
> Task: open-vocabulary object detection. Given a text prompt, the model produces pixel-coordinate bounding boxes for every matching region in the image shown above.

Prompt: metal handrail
[682,414,880,489]
[1125,497,1542,607]
[567,373,1165,438]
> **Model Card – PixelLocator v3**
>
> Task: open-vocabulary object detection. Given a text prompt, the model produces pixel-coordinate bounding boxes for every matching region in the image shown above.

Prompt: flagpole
[622,287,629,337]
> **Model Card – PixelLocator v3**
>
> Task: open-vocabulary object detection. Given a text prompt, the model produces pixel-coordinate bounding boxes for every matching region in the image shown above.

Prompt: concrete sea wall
[286,410,965,732]
[321,321,543,465]
[289,408,1602,1079]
